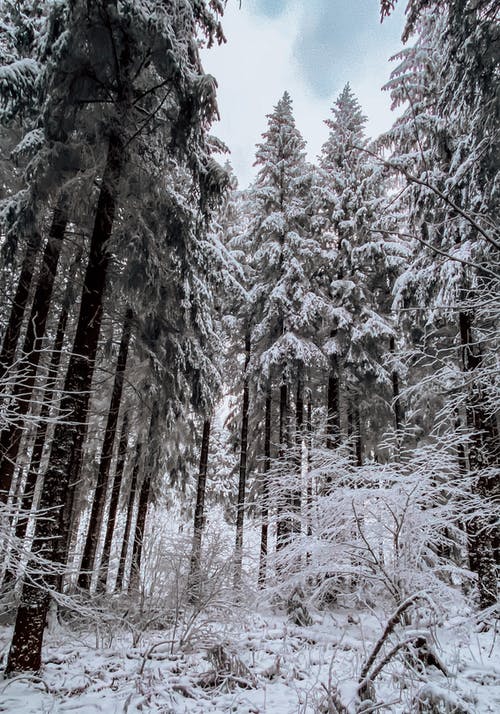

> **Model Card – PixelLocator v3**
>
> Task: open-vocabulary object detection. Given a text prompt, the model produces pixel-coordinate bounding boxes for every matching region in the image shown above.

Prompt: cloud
[251,0,292,18]
[201,2,405,187]
[249,1,407,100]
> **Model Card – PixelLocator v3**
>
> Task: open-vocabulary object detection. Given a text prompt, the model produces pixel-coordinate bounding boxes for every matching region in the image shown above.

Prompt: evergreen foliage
[0,0,497,693]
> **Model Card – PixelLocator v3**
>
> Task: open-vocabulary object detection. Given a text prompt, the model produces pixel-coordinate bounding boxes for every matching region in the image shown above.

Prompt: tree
[187,417,212,602]
[233,332,250,589]
[246,92,326,553]
[5,0,225,674]
[0,200,67,500]
[78,307,133,590]
[317,84,399,462]
[383,1,499,609]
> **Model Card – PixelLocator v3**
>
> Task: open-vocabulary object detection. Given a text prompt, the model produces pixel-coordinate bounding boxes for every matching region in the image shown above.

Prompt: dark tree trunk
[459,310,498,609]
[389,336,403,434]
[115,439,142,592]
[78,308,133,590]
[279,382,288,455]
[276,380,290,550]
[128,469,151,593]
[14,299,69,543]
[6,133,123,675]
[0,206,67,501]
[306,396,313,564]
[258,388,272,587]
[348,399,363,467]
[98,409,129,590]
[234,333,250,589]
[128,404,158,593]
[14,248,83,545]
[326,355,340,449]
[188,418,211,601]
[0,235,39,383]
[296,377,304,435]
[292,375,303,535]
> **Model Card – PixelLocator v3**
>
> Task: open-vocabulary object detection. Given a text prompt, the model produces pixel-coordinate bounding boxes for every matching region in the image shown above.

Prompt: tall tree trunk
[389,336,403,435]
[14,248,83,545]
[0,235,39,382]
[258,388,272,587]
[78,308,133,590]
[459,310,498,609]
[306,396,313,563]
[292,374,303,536]
[128,468,151,593]
[347,399,363,467]
[234,333,250,589]
[128,404,158,593]
[0,205,67,501]
[188,418,211,602]
[115,439,142,592]
[14,298,70,543]
[98,409,129,590]
[6,133,123,675]
[326,355,340,449]
[276,380,290,550]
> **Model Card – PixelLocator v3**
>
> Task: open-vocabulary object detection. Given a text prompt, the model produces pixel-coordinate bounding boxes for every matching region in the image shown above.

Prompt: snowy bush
[264,431,483,617]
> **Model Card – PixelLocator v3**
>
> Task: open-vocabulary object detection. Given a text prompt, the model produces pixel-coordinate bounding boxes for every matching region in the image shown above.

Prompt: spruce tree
[246,92,325,553]
[5,0,225,674]
[317,85,397,461]
[383,1,499,609]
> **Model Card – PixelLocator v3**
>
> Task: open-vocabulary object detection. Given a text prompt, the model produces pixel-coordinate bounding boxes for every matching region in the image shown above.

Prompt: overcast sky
[201,0,407,187]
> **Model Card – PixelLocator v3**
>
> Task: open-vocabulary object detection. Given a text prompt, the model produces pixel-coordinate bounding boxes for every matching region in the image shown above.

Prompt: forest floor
[0,604,498,713]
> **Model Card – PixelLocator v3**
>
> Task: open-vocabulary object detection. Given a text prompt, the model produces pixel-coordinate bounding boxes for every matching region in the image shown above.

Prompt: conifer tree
[317,85,399,459]
[246,92,325,552]
[383,1,499,609]
[5,0,225,674]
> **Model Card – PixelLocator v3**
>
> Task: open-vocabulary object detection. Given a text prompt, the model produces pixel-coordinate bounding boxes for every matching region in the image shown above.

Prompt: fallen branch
[358,593,429,684]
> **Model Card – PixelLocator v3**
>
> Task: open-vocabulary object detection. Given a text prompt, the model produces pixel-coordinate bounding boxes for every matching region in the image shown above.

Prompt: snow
[0,606,498,713]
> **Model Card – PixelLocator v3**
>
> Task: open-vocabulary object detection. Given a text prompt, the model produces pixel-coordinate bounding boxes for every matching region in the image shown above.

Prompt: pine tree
[246,92,325,554]
[5,0,225,674]
[78,307,133,590]
[317,84,398,461]
[383,1,499,609]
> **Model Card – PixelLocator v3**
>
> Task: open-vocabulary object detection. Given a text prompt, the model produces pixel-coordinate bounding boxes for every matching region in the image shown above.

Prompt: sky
[201,0,407,187]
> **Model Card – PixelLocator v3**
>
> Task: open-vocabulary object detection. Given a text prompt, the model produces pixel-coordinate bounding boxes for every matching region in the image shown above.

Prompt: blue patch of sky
[251,0,291,18]
[249,0,406,99]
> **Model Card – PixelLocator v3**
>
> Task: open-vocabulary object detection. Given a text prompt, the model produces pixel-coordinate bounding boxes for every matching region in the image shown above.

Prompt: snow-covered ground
[1,606,498,713]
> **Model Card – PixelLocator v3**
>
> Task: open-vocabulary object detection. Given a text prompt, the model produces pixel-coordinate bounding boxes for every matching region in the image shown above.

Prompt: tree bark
[188,417,211,602]
[306,396,313,563]
[0,205,67,501]
[389,336,403,435]
[233,333,250,589]
[326,355,341,449]
[128,467,151,593]
[276,380,290,550]
[14,247,83,545]
[98,409,129,590]
[128,404,158,593]
[14,298,69,543]
[0,235,39,383]
[348,399,363,467]
[6,133,123,675]
[258,388,272,587]
[292,375,303,536]
[459,310,498,609]
[115,438,142,592]
[78,307,133,590]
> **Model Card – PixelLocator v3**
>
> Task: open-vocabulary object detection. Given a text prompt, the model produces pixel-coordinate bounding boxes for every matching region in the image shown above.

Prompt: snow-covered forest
[0,0,498,711]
